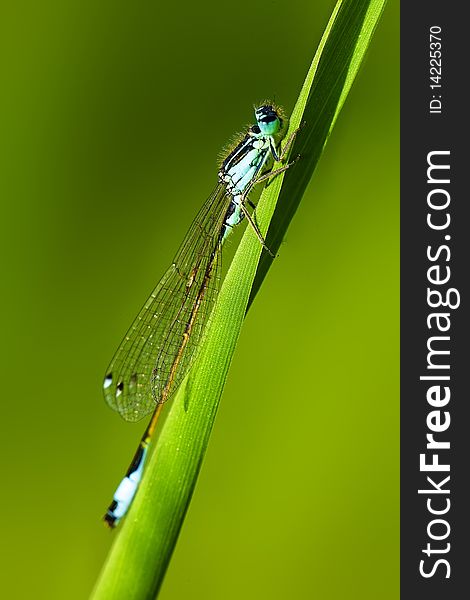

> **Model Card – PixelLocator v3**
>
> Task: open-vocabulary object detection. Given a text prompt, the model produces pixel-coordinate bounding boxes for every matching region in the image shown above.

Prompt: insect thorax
[219,133,271,196]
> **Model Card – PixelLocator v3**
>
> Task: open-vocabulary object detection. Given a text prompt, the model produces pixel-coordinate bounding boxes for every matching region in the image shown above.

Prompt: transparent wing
[103,182,231,422]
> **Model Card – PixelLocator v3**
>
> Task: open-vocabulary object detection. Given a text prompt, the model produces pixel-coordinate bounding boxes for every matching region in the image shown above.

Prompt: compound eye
[251,125,261,134]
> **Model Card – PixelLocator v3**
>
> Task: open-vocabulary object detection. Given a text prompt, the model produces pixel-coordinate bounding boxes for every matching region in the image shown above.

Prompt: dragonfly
[103,103,298,527]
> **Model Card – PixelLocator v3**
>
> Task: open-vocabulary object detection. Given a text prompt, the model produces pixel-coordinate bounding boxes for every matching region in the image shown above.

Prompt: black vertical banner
[401,2,468,598]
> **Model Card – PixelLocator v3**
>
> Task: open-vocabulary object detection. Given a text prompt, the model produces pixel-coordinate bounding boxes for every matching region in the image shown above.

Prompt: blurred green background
[0,1,398,598]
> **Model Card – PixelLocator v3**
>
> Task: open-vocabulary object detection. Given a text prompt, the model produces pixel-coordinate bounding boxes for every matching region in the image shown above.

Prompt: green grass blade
[91,1,387,598]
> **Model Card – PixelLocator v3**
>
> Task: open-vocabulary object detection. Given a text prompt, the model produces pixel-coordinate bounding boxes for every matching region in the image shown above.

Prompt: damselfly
[103,103,298,527]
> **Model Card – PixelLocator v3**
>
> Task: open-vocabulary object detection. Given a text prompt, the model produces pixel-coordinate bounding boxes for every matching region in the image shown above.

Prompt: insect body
[103,103,297,527]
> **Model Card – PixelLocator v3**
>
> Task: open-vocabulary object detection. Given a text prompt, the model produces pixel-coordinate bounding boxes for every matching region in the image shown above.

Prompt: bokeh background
[0,1,398,598]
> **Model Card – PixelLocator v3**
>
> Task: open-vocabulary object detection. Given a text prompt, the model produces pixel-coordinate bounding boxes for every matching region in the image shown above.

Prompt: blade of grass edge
[249,0,388,307]
[91,1,387,598]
